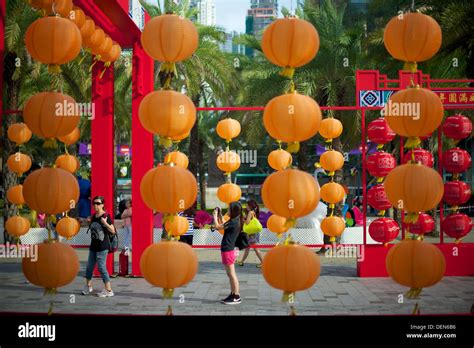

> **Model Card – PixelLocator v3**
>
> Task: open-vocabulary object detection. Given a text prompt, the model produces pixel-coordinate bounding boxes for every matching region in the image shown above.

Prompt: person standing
[213,202,243,305]
[237,199,263,267]
[180,206,198,246]
[82,196,116,297]
[121,199,132,254]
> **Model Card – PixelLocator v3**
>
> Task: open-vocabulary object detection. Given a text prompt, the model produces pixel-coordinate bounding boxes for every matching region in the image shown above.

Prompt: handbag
[235,232,250,250]
[243,217,262,235]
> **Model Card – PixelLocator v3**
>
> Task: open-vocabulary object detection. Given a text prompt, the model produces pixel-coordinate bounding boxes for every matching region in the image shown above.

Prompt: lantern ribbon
[282,291,295,303]
[286,142,300,154]
[403,213,419,224]
[404,137,421,149]
[48,64,61,74]
[162,288,174,299]
[99,62,112,79]
[412,302,420,315]
[406,288,422,299]
[159,62,178,89]
[159,137,173,148]
[279,67,295,79]
[43,138,58,149]
[166,305,173,316]
[403,61,418,73]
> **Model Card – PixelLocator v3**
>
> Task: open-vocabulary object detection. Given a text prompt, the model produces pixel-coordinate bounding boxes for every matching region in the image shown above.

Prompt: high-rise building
[128,0,145,30]
[245,0,278,56]
[191,0,216,26]
[220,31,246,55]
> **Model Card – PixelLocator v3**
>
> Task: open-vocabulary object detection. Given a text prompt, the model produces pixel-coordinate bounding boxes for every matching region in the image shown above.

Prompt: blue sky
[214,0,294,33]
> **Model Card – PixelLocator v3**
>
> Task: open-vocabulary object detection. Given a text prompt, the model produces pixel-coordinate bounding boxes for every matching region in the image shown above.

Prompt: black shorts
[179,235,193,246]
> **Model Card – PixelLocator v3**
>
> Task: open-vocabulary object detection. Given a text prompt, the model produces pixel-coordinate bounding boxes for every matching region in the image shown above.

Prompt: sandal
[256,263,262,268]
[236,261,244,266]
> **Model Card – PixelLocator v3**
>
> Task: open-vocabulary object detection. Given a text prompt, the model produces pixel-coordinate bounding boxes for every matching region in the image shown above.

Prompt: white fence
[12,226,379,248]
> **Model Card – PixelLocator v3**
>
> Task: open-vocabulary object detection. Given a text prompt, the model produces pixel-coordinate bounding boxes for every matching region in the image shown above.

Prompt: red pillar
[131,40,154,276]
[91,61,115,275]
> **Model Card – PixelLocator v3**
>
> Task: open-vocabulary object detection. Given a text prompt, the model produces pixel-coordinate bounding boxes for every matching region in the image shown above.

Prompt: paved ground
[0,249,472,316]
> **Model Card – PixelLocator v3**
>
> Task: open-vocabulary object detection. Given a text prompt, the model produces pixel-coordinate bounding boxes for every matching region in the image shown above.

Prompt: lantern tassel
[162,288,174,299]
[99,62,111,79]
[376,144,384,150]
[403,61,418,73]
[280,67,295,79]
[284,218,297,229]
[403,213,419,224]
[289,305,297,316]
[406,288,422,299]
[286,142,300,153]
[43,138,58,149]
[412,302,420,315]
[159,137,173,148]
[48,64,61,74]
[329,236,336,243]
[166,305,173,316]
[376,177,384,183]
[404,137,421,149]
[282,291,295,303]
[378,210,385,216]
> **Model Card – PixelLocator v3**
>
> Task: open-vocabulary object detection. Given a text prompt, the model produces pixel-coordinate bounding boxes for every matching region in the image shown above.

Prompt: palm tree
[140,0,241,209]
[2,0,48,240]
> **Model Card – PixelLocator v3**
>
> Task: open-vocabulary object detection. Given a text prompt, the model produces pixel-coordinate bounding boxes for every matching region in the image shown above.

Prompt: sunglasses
[93,201,103,205]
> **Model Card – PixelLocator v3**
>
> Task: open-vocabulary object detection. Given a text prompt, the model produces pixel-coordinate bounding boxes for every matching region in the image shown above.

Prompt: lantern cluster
[366,118,399,245]
[259,16,322,308]
[317,118,346,243]
[138,12,199,305]
[382,11,446,299]
[441,115,473,243]
[216,118,242,206]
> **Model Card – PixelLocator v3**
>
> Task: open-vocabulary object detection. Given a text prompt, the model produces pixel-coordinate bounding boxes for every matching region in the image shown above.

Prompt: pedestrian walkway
[0,250,472,315]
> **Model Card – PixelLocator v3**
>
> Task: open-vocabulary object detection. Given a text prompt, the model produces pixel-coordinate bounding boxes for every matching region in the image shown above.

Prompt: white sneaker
[81,285,93,295]
[97,289,114,297]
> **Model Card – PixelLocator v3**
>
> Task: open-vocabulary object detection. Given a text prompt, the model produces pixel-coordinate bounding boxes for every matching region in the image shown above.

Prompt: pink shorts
[221,250,237,265]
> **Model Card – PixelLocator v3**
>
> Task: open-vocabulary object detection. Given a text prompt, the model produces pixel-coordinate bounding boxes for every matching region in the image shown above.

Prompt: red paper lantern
[369,218,399,245]
[367,184,391,211]
[404,213,435,235]
[419,133,432,141]
[442,213,472,241]
[402,148,434,167]
[366,151,396,177]
[442,148,471,173]
[443,114,472,140]
[367,118,396,144]
[443,181,471,206]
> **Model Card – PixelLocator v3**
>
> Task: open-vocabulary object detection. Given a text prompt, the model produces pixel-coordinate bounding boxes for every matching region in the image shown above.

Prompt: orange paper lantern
[23,168,80,215]
[7,185,25,206]
[139,90,196,139]
[57,127,80,145]
[262,243,320,300]
[8,123,32,145]
[55,154,80,173]
[23,241,79,291]
[56,217,80,239]
[268,149,293,171]
[140,241,198,296]
[263,93,322,143]
[83,26,105,50]
[321,216,346,241]
[262,169,319,219]
[23,92,80,139]
[80,16,95,42]
[141,14,198,63]
[266,214,289,234]
[319,118,343,140]
[25,16,82,70]
[6,216,31,237]
[320,150,344,172]
[320,182,346,204]
[384,163,444,213]
[140,165,197,214]
[384,13,442,64]
[217,183,242,204]
[262,18,319,71]
[164,151,189,169]
[384,87,444,138]
[386,240,445,298]
[216,118,241,141]
[164,216,189,237]
[68,6,85,28]
[100,42,121,63]
[7,153,32,176]
[216,151,241,173]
